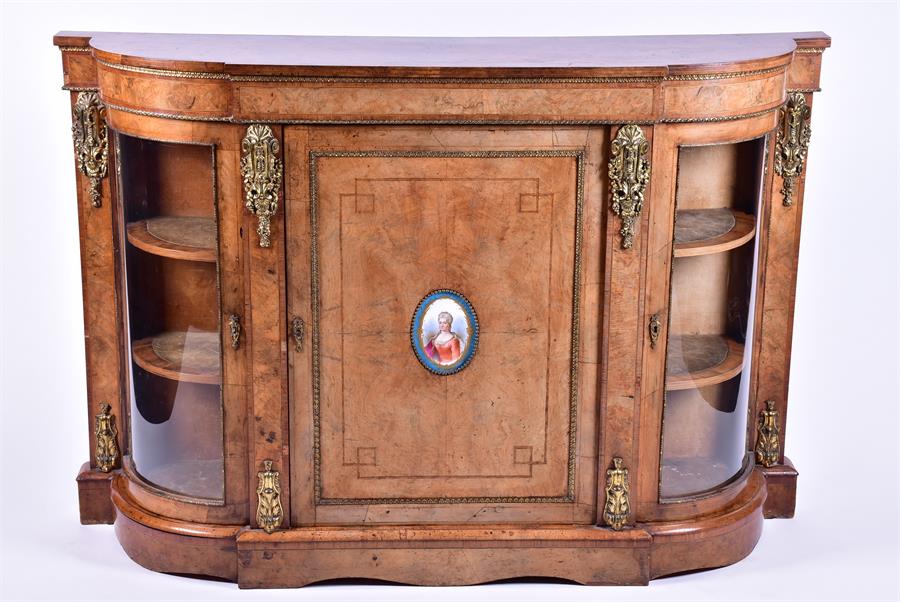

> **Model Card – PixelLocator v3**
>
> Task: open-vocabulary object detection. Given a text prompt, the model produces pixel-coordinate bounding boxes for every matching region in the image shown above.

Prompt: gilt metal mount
[774,92,812,207]
[72,91,109,208]
[95,403,119,472]
[228,314,242,349]
[241,125,283,248]
[603,457,630,530]
[256,460,284,534]
[755,400,781,467]
[291,316,305,353]
[609,125,651,250]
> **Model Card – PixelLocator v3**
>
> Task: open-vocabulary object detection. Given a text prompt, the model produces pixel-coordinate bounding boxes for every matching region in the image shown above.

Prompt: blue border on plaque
[410,289,479,376]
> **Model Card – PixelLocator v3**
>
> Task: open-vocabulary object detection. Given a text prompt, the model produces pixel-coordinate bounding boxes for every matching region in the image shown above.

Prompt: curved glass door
[660,137,765,499]
[117,133,224,502]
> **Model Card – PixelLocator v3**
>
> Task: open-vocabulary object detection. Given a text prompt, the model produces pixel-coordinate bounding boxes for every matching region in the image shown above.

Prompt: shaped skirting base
[101,469,768,587]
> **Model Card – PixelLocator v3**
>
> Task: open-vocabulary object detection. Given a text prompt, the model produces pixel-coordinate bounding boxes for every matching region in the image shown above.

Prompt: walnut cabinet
[57,31,829,587]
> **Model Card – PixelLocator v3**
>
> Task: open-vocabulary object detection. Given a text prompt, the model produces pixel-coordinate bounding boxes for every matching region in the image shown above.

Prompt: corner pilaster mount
[241,125,283,248]
[609,125,651,250]
[774,92,812,207]
[72,91,109,208]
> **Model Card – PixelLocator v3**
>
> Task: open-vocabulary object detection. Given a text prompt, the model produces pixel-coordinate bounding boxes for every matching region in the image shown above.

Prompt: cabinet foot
[76,462,114,524]
[759,456,798,518]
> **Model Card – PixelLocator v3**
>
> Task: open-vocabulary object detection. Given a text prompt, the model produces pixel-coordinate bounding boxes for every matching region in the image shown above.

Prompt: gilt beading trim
[101,98,783,126]
[662,64,785,81]
[95,56,787,84]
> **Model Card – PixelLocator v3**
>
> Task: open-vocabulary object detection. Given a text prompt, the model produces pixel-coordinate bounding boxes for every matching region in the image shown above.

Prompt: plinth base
[98,468,770,587]
[76,462,114,525]
[759,456,799,518]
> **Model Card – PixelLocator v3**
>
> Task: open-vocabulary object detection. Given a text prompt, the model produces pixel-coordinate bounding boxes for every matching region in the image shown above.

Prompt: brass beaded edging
[95,58,230,80]
[59,46,92,52]
[94,56,787,84]
[103,102,228,122]
[663,64,785,81]
[659,104,782,124]
[237,74,662,84]
[101,99,785,126]
[309,149,584,506]
[794,47,826,54]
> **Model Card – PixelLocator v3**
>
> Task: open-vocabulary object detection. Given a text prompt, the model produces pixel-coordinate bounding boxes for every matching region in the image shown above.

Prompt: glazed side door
[636,113,776,522]
[285,126,604,525]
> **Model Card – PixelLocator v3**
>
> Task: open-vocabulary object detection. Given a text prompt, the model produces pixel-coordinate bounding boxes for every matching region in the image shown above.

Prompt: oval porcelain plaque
[411,290,478,375]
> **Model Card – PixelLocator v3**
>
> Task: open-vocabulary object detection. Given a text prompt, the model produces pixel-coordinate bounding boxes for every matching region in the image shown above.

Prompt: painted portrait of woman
[412,290,478,375]
[424,311,463,365]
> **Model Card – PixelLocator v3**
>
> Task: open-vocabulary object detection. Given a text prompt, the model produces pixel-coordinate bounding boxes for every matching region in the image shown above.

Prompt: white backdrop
[1,1,897,600]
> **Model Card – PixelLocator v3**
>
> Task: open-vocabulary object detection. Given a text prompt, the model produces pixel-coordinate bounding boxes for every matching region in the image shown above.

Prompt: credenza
[56,30,829,587]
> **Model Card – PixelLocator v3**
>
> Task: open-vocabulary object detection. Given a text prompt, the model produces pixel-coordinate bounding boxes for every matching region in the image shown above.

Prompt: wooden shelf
[132,330,221,385]
[136,458,225,501]
[673,209,755,257]
[127,217,217,262]
[659,457,741,499]
[665,334,744,390]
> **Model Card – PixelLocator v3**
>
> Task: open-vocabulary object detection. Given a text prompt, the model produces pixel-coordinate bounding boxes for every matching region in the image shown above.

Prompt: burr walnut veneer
[56,31,829,587]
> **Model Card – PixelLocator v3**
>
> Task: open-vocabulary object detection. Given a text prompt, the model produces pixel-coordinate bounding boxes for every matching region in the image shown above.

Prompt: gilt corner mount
[774,91,812,207]
[609,124,651,250]
[71,91,109,208]
[241,124,283,248]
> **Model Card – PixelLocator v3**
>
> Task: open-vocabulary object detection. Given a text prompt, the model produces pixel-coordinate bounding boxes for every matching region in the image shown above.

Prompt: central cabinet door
[286,127,603,525]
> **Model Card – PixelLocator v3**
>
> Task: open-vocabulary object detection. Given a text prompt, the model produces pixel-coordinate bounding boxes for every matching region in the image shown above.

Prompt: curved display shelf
[127,217,217,262]
[665,334,744,390]
[132,330,222,385]
[659,457,742,499]
[673,209,755,257]
[134,458,225,502]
